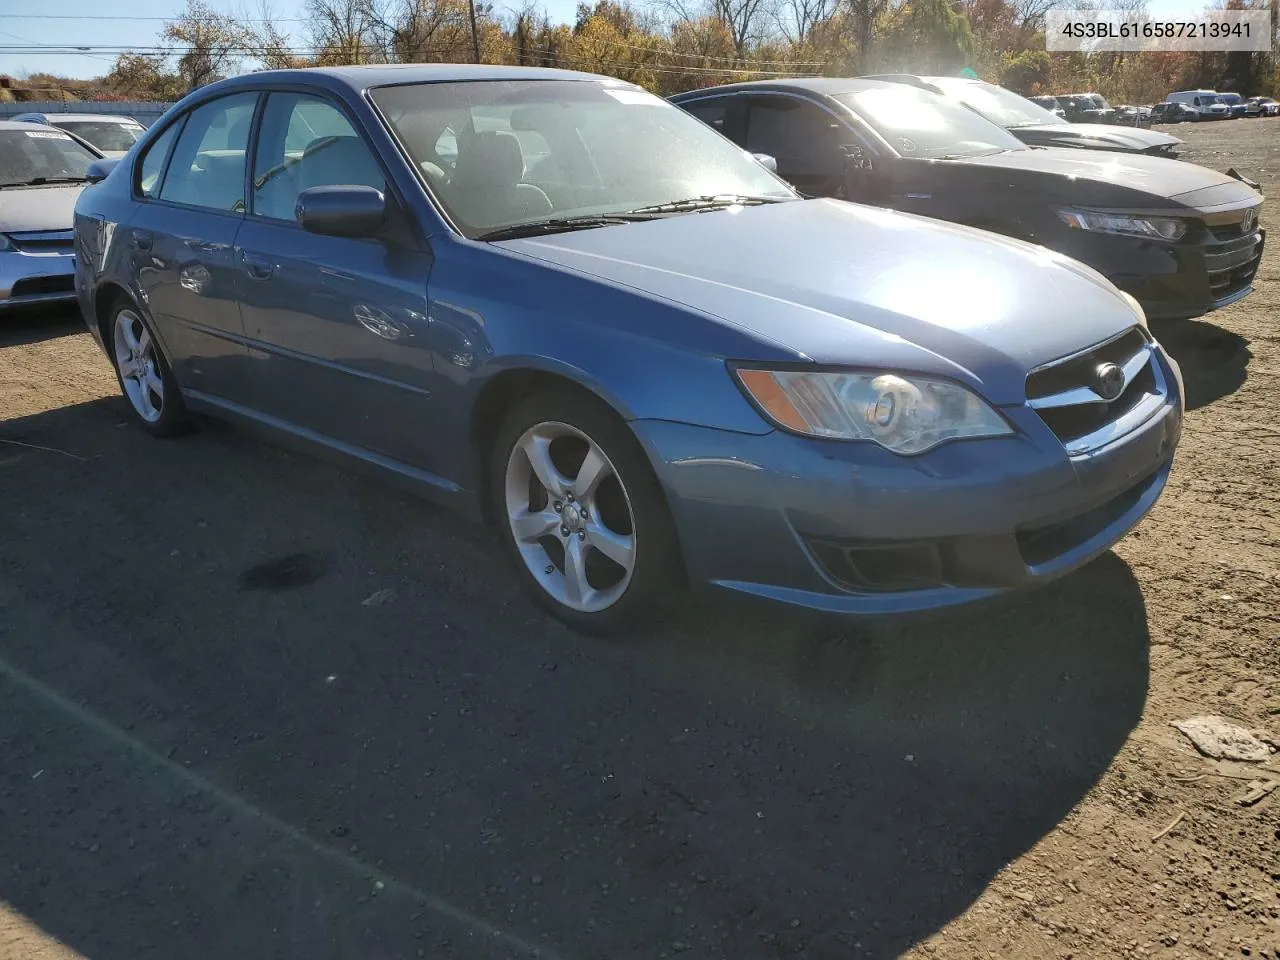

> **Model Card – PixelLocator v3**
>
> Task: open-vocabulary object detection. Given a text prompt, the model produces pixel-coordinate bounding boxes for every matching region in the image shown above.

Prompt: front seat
[296,135,386,195]
[448,130,553,229]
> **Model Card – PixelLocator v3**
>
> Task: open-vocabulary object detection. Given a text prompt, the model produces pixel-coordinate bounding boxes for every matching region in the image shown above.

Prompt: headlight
[734,368,1013,455]
[0,235,12,252]
[1055,208,1187,241]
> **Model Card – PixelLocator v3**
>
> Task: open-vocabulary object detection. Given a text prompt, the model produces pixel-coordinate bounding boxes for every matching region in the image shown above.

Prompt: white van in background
[1165,90,1232,120]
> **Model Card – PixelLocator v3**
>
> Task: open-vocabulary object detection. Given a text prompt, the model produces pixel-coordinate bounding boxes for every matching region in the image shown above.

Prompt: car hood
[497,199,1143,405]
[1009,122,1181,152]
[953,147,1254,205]
[0,183,84,233]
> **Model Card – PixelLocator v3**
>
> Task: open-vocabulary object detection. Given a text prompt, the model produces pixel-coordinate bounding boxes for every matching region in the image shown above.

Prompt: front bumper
[1061,226,1264,322]
[0,242,76,310]
[632,346,1183,616]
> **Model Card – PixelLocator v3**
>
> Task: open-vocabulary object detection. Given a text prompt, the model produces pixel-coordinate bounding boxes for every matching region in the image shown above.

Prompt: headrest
[454,130,525,186]
[298,136,385,193]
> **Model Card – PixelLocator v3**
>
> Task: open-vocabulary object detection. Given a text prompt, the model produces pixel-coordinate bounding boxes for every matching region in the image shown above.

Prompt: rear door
[125,91,259,402]
[233,89,441,471]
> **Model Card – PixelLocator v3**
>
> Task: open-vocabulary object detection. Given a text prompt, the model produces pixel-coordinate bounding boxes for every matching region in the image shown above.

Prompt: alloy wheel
[503,421,637,614]
[113,308,165,424]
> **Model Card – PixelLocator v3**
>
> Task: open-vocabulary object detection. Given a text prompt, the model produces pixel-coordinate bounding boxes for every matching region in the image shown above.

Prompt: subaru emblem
[1094,362,1125,401]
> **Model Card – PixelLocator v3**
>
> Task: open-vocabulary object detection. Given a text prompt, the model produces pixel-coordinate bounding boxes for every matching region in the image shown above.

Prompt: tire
[107,299,189,437]
[489,386,684,635]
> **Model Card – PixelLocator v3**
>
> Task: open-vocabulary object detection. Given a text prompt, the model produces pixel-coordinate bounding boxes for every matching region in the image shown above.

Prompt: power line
[0,43,824,73]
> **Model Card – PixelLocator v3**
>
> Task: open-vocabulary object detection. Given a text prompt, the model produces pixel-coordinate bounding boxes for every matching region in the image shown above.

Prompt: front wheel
[490,387,684,635]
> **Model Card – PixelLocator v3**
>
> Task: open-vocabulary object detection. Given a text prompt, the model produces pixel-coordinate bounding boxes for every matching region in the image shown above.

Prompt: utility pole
[468,0,481,63]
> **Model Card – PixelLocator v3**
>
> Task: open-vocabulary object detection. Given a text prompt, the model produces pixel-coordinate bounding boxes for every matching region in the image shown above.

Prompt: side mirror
[751,152,778,173]
[85,157,120,184]
[296,185,387,239]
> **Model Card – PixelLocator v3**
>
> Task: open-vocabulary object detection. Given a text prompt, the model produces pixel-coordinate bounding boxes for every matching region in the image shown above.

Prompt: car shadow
[0,397,1150,960]
[0,306,86,347]
[1153,318,1251,410]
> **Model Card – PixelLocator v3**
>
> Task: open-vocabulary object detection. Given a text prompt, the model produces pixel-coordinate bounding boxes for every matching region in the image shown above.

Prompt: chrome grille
[8,229,75,252]
[1026,327,1166,456]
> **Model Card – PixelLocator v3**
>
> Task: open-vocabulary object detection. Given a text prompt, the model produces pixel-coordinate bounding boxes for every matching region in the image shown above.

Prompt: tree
[163,0,254,91]
[103,53,185,100]
[877,0,975,72]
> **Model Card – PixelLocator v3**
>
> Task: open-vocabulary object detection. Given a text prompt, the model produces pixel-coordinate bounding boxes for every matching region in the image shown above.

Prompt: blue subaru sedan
[73,64,1184,633]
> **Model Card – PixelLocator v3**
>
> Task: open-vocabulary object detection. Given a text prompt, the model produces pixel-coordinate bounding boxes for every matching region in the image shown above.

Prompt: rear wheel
[109,301,189,437]
[490,387,683,634]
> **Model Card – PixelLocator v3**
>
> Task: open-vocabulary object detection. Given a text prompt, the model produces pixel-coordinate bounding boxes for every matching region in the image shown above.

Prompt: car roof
[42,113,143,123]
[669,76,914,100]
[209,62,625,95]
[0,119,82,131]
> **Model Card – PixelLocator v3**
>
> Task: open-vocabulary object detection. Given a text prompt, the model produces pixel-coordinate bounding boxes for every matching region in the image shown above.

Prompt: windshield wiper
[0,176,89,188]
[626,194,787,215]
[475,214,658,242]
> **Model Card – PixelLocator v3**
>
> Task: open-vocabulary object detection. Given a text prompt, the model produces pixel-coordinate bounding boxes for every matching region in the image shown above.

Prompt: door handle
[131,229,153,251]
[242,253,274,280]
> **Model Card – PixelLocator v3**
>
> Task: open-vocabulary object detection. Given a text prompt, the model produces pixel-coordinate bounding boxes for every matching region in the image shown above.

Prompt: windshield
[1089,95,1111,109]
[55,120,144,152]
[0,127,97,184]
[834,86,1025,159]
[1220,93,1242,104]
[369,79,795,238]
[928,79,1063,128]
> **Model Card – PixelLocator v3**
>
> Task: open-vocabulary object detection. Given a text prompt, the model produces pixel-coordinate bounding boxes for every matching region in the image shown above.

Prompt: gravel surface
[1,118,1277,960]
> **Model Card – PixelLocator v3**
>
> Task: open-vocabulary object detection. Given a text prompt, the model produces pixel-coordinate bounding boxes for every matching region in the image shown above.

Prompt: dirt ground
[1,118,1277,960]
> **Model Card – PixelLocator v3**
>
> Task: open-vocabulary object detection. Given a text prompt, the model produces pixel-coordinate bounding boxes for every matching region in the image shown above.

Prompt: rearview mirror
[85,157,120,184]
[751,152,778,173]
[296,185,387,239]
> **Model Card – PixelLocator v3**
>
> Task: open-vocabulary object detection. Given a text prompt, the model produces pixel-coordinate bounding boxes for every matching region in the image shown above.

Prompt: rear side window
[159,92,258,212]
[251,92,385,222]
[685,101,731,135]
[136,121,182,198]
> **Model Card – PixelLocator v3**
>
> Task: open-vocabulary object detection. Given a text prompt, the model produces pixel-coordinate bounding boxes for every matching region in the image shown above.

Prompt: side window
[136,120,182,198]
[252,92,385,223]
[685,101,730,136]
[745,97,844,176]
[159,92,258,212]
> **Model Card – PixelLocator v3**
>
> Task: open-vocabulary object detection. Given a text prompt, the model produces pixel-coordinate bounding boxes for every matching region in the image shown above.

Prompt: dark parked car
[1,120,104,312]
[1245,96,1279,118]
[670,78,1265,321]
[74,65,1184,632]
[1217,93,1248,118]
[1028,95,1067,119]
[861,75,1181,158]
[1151,102,1199,124]
[1059,93,1117,123]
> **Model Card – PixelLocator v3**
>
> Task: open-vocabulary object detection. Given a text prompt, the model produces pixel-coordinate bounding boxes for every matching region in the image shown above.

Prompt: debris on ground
[1234,777,1280,808]
[1172,716,1272,762]
[361,588,398,607]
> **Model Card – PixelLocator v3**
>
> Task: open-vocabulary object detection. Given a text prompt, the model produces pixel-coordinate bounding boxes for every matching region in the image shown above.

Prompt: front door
[233,90,441,472]
[742,94,850,199]
[126,91,259,403]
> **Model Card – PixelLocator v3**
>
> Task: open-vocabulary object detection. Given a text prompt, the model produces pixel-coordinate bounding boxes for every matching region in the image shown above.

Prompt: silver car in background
[12,112,147,159]
[0,120,102,311]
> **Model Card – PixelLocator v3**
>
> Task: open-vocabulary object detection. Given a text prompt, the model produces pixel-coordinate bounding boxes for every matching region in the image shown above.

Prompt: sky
[0,0,581,80]
[0,0,1225,82]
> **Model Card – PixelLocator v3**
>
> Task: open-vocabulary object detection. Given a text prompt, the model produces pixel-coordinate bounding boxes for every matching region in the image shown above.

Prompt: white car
[11,112,147,158]
[0,120,103,311]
